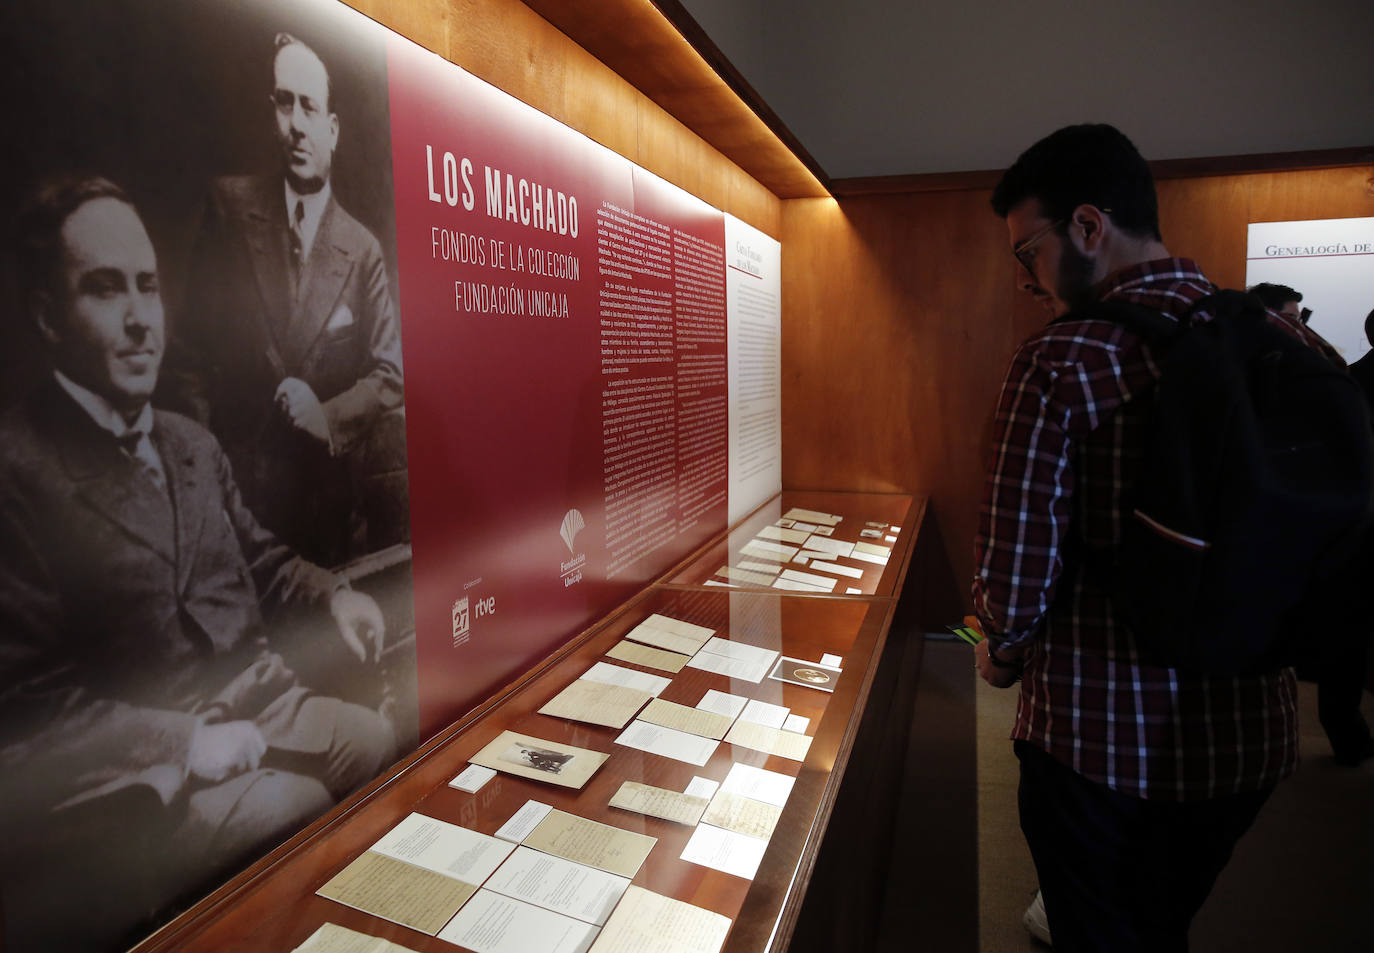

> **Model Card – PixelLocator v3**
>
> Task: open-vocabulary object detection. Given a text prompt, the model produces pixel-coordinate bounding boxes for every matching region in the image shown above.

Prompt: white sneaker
[1022,889,1052,946]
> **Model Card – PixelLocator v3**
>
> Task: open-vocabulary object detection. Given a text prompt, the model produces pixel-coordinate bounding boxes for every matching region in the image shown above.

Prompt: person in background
[971,124,1339,952]
[0,175,395,952]
[1248,281,1306,324]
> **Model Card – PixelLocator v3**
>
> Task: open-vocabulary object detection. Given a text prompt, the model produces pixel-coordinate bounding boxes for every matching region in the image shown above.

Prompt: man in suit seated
[165,31,406,567]
[0,175,396,952]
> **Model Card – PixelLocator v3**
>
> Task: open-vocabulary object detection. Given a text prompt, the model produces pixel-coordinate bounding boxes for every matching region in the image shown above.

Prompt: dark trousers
[1015,740,1271,953]
[1316,629,1371,758]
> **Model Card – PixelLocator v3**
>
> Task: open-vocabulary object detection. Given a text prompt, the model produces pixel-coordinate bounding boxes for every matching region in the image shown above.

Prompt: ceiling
[676,0,1374,181]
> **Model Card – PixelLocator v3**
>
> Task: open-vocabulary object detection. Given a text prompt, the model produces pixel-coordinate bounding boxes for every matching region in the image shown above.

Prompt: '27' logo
[452,596,470,646]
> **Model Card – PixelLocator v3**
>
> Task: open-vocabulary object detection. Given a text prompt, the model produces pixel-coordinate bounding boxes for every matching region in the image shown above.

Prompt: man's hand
[330,587,385,663]
[975,637,1023,689]
[275,377,331,448]
[188,720,267,783]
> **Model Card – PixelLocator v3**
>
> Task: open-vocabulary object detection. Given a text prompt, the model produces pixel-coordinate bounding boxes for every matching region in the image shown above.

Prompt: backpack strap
[1051,298,1183,346]
[1184,288,1268,324]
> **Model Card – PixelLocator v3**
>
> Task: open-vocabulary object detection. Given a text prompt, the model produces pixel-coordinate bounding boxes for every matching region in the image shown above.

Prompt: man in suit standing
[0,175,395,952]
[168,32,405,567]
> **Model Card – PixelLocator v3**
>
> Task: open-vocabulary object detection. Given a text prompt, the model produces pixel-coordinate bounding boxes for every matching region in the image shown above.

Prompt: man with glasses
[970,124,1338,952]
[166,32,404,568]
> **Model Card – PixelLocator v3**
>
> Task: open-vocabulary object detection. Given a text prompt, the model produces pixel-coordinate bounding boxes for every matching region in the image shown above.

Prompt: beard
[1055,240,1098,312]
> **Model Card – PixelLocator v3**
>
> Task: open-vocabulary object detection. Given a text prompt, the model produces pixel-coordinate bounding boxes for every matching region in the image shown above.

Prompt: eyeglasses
[1011,219,1066,275]
[1011,209,1113,275]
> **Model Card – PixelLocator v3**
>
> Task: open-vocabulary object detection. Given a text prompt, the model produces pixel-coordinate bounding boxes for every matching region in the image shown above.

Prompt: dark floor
[873,633,1374,952]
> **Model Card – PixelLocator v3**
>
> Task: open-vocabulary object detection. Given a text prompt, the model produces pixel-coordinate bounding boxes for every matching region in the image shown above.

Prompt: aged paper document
[724,721,813,762]
[715,565,778,587]
[587,885,732,953]
[317,850,476,934]
[737,559,782,575]
[437,890,597,953]
[606,639,690,673]
[739,539,800,561]
[782,507,842,525]
[642,613,715,643]
[293,923,422,953]
[485,845,630,925]
[701,790,782,841]
[757,525,812,544]
[609,781,710,826]
[625,622,707,656]
[852,541,892,557]
[471,731,609,789]
[539,678,653,729]
[638,698,735,740]
[524,808,658,879]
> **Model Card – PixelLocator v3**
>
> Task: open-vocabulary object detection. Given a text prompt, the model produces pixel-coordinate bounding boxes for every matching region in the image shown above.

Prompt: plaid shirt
[972,258,1333,801]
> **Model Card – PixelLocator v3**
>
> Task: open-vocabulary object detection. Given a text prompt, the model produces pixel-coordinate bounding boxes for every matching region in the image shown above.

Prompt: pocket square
[325,304,355,331]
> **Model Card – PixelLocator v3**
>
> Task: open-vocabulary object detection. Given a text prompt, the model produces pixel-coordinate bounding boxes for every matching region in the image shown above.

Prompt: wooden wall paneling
[1157,166,1374,292]
[1156,173,1255,290]
[561,34,643,161]
[636,99,714,209]
[347,0,451,58]
[727,162,782,238]
[1243,166,1374,228]
[781,190,1032,615]
[448,0,570,129]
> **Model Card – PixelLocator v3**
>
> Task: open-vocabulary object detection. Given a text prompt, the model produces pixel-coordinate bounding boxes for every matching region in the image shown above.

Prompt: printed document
[615,720,719,767]
[583,661,672,697]
[680,824,767,880]
[437,890,597,953]
[484,845,629,925]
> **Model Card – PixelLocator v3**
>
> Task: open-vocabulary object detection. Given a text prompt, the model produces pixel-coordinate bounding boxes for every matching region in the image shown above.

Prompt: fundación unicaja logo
[560,508,587,588]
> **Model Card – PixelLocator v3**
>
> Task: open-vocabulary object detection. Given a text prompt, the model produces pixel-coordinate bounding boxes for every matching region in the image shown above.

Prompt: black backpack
[1072,290,1374,675]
